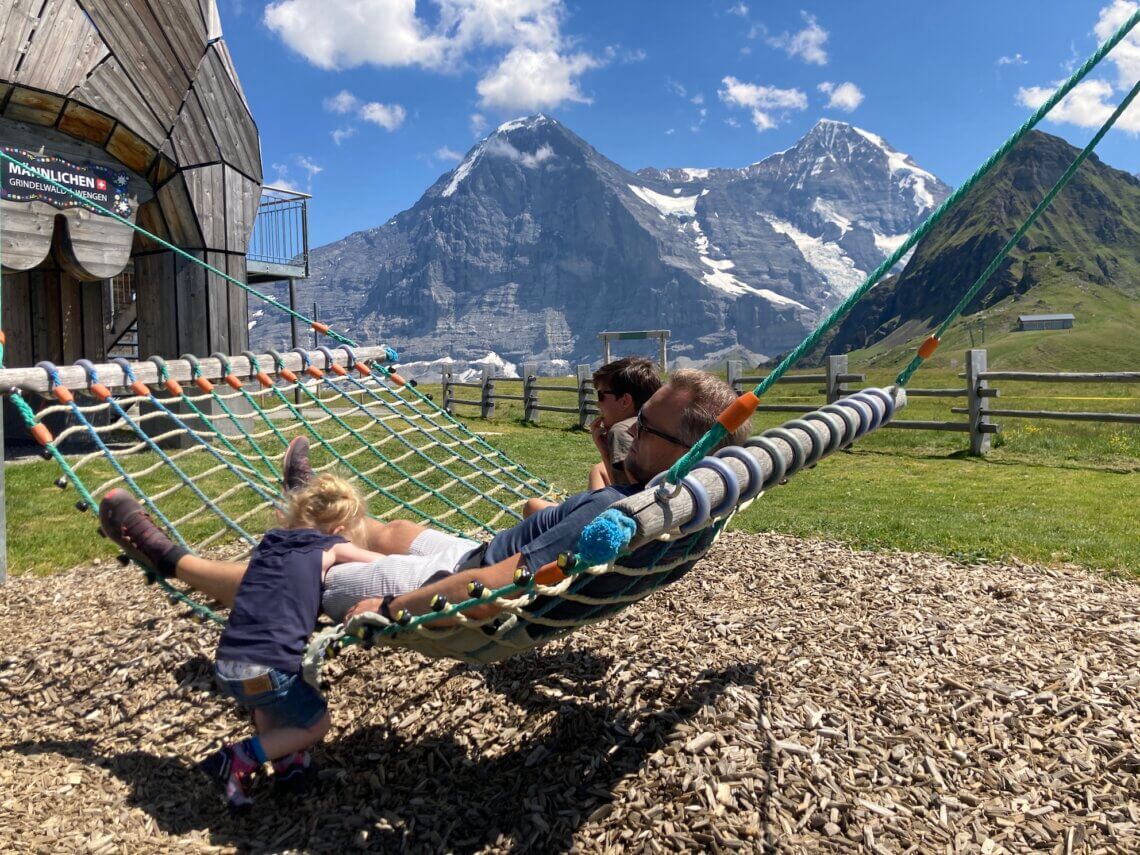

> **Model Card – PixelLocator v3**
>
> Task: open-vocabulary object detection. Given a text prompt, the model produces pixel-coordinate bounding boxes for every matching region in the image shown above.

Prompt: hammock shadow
[2,662,771,853]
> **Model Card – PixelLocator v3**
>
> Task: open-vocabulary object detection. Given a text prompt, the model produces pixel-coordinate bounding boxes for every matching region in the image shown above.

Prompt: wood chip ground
[1,531,1137,853]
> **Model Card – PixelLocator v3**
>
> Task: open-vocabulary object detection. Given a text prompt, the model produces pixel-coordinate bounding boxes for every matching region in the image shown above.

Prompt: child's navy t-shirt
[216,528,344,673]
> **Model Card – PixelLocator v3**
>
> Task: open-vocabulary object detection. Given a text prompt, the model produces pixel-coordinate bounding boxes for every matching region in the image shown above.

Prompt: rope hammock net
[0,8,1136,672]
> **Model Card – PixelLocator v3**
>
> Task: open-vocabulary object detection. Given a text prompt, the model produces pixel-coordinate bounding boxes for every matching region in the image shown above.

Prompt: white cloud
[271,155,322,192]
[718,75,807,131]
[476,46,599,111]
[297,156,323,180]
[727,2,749,17]
[359,101,407,131]
[265,0,601,113]
[470,113,488,137]
[725,116,741,128]
[1017,78,1140,133]
[330,127,356,145]
[691,93,704,105]
[484,137,556,167]
[323,90,360,113]
[768,11,828,65]
[1015,2,1140,135]
[665,128,675,135]
[1094,0,1140,88]
[997,53,1028,66]
[818,81,864,112]
[435,146,463,162]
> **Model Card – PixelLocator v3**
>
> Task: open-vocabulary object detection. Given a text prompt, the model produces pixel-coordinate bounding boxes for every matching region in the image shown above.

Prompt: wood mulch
[0,531,1137,853]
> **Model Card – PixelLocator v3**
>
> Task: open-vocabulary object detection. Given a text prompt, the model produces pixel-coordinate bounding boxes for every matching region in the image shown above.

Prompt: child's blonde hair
[283,473,366,536]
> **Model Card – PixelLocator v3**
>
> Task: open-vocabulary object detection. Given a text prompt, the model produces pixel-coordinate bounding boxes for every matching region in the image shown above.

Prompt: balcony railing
[246,185,310,281]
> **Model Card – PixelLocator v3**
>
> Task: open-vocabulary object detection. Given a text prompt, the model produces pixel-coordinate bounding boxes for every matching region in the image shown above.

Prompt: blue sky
[218,1,1140,247]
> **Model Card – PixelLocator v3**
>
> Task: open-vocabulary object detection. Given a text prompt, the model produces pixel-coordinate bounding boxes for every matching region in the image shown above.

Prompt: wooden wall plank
[156,174,204,249]
[223,165,260,253]
[146,0,208,80]
[132,199,170,254]
[0,202,56,271]
[57,101,116,147]
[16,0,108,94]
[1,272,34,367]
[70,56,168,146]
[197,46,260,179]
[0,0,40,81]
[183,164,226,250]
[3,88,65,127]
[174,251,208,355]
[59,272,83,361]
[226,253,249,353]
[169,89,219,167]
[105,124,157,174]
[211,39,249,106]
[29,269,63,363]
[201,0,223,42]
[80,0,188,129]
[81,277,106,361]
[134,251,177,357]
[206,249,229,352]
[55,207,137,281]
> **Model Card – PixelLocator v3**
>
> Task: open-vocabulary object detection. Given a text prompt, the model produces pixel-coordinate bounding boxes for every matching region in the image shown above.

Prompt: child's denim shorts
[214,661,327,729]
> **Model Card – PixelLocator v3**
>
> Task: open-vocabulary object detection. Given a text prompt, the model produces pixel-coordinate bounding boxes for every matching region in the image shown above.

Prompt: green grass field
[8,365,1134,579]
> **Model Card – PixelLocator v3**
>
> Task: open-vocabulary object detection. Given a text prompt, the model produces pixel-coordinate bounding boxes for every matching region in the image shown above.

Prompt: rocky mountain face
[252,116,950,367]
[817,130,1140,356]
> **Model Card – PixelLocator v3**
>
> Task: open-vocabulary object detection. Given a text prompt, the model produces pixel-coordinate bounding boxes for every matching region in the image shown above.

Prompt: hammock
[1,8,1137,673]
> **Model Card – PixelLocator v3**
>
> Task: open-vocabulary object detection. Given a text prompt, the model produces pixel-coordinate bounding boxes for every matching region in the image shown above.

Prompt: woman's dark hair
[593,357,662,410]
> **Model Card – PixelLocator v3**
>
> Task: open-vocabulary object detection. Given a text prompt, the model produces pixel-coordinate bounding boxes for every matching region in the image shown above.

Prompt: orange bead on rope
[354,361,372,376]
[224,374,243,390]
[279,368,298,383]
[388,372,406,387]
[305,366,324,379]
[52,386,74,404]
[717,391,760,433]
[255,371,273,388]
[89,383,112,401]
[311,321,329,336]
[329,363,347,376]
[166,378,186,396]
[130,380,150,397]
[193,376,214,393]
[917,335,941,360]
[534,562,567,586]
[30,423,53,446]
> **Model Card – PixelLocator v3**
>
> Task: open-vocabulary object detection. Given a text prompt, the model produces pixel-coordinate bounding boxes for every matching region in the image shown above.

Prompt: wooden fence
[441,350,1139,456]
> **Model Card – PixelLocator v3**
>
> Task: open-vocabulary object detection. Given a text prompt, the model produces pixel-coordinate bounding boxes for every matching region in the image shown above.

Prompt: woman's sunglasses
[635,410,692,449]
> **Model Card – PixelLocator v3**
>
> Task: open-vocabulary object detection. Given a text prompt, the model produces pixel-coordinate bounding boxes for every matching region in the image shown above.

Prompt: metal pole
[288,278,299,351]
[312,302,318,349]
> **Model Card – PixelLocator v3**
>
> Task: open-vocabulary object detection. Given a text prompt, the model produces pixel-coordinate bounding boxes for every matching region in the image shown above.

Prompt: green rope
[663,6,1140,486]
[896,76,1140,386]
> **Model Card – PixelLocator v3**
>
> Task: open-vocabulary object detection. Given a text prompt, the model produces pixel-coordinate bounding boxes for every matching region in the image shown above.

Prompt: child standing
[588,357,662,489]
[197,474,385,811]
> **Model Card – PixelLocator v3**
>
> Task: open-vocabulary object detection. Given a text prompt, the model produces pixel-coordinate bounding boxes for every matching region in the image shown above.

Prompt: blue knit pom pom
[576,510,637,565]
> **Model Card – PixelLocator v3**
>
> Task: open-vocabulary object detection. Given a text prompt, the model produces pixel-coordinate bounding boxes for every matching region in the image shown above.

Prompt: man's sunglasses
[635,410,692,449]
[595,390,618,402]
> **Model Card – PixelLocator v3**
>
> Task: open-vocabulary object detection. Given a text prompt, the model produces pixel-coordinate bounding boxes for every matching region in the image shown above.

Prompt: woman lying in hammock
[99,371,750,628]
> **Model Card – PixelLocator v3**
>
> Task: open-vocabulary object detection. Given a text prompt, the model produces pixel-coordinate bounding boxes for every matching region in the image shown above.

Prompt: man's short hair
[668,370,753,451]
[593,357,662,410]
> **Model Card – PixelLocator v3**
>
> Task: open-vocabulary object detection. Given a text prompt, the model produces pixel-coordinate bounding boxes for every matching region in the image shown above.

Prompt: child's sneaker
[272,751,318,794]
[282,436,314,492]
[99,490,187,577]
[198,744,256,813]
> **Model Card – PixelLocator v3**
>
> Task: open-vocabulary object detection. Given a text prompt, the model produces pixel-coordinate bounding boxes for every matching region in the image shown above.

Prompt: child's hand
[346,597,383,620]
[589,416,608,452]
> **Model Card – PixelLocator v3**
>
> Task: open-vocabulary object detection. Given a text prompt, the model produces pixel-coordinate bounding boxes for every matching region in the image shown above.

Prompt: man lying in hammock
[99,370,750,628]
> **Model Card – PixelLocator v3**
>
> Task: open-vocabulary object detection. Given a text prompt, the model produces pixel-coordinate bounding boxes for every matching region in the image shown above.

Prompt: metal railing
[247,185,310,274]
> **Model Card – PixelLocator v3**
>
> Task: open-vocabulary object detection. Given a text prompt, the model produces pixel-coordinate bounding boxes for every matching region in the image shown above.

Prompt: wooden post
[480,367,496,420]
[659,333,668,373]
[601,335,611,365]
[522,362,538,423]
[826,355,849,403]
[726,360,742,393]
[966,348,992,456]
[577,364,592,429]
[441,369,453,415]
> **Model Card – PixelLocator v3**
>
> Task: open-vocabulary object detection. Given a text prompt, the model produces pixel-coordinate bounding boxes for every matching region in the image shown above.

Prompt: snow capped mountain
[253,116,950,366]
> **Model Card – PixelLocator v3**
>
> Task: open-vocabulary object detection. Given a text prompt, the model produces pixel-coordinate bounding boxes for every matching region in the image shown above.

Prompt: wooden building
[1016,313,1075,332]
[0,0,262,369]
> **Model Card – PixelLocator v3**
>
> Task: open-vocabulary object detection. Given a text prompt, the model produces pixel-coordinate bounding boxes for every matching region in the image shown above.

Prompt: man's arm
[345,552,526,624]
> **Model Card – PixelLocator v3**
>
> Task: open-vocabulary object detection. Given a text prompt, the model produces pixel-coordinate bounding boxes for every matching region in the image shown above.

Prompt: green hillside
[821,130,1140,373]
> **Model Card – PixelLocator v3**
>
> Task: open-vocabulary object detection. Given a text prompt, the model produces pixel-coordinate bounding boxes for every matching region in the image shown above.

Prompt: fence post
[577,364,592,429]
[965,348,992,456]
[522,362,538,423]
[727,360,742,393]
[826,354,849,403]
[480,366,496,420]
[441,368,453,415]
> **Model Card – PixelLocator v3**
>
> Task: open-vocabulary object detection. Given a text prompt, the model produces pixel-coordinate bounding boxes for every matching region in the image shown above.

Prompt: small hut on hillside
[0,0,261,368]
